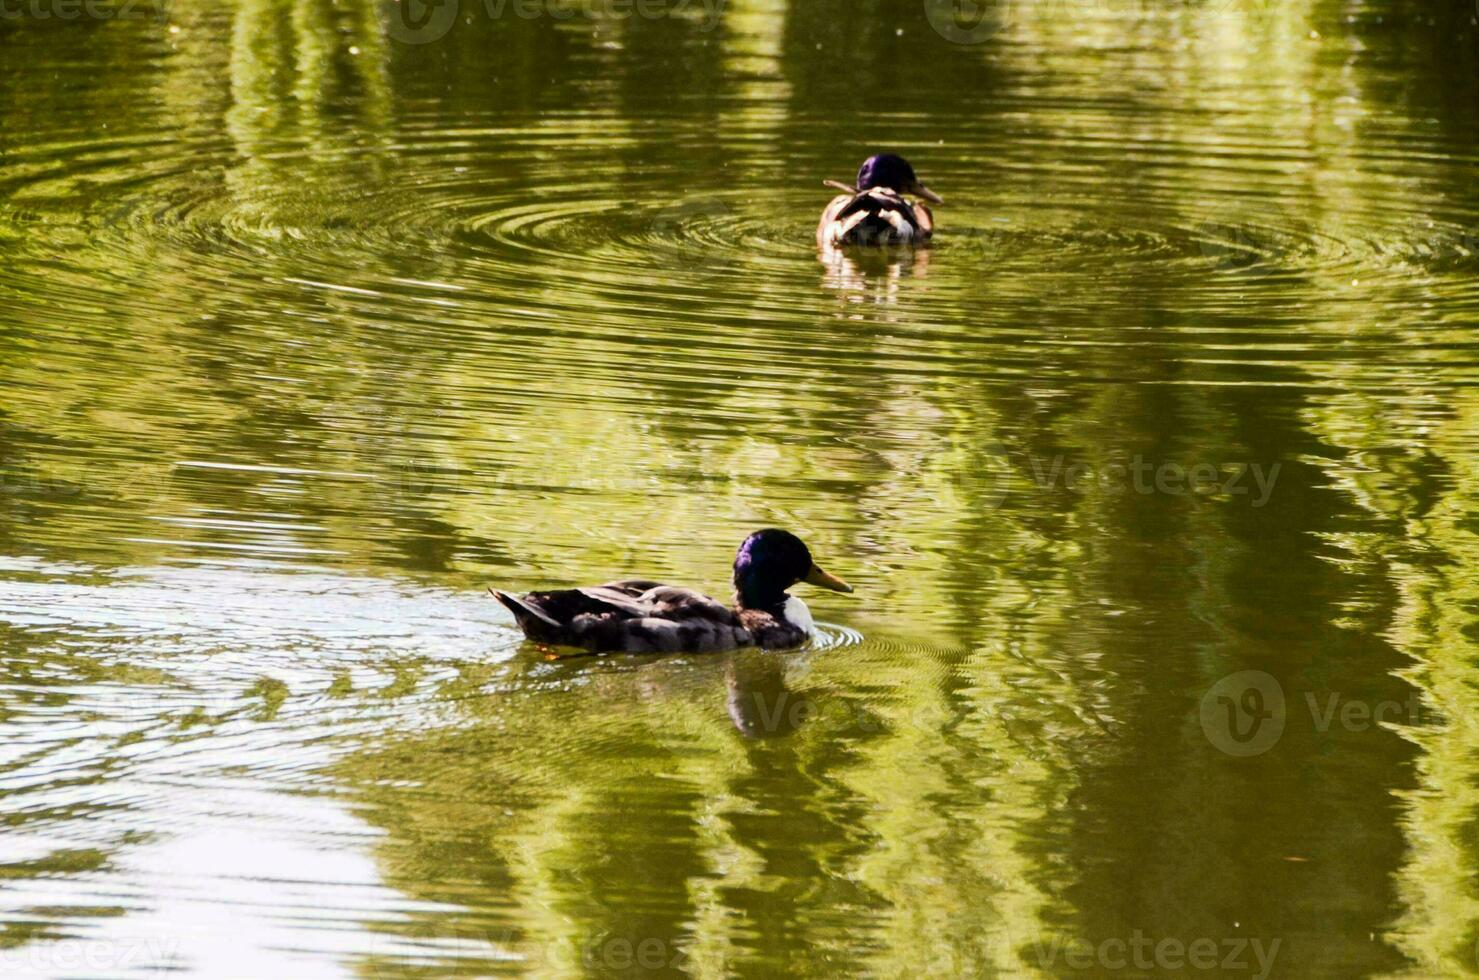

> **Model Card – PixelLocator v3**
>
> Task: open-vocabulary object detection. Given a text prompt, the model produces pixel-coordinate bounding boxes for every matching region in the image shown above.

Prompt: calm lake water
[2,0,1478,976]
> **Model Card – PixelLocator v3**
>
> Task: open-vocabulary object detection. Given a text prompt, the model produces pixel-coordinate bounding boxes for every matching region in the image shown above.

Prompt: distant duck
[491,529,853,655]
[817,153,943,248]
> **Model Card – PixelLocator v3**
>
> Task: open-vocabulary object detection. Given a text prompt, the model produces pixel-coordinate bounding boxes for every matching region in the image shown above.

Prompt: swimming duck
[817,153,943,248]
[491,529,853,655]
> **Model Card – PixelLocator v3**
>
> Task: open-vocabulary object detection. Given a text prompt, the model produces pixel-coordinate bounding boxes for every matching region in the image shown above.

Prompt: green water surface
[1,0,1478,976]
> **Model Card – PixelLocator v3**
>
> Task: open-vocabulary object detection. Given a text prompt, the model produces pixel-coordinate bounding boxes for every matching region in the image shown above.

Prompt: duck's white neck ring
[781,596,815,635]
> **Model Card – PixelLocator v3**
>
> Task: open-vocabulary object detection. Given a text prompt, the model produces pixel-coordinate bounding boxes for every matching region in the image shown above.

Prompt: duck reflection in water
[725,651,809,739]
[820,241,931,306]
[512,646,818,739]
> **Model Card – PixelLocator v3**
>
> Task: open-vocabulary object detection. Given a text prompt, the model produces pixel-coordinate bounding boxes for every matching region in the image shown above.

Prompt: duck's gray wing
[579,582,738,623]
[638,585,741,625]
[571,582,749,653]
[498,580,750,654]
[575,581,664,618]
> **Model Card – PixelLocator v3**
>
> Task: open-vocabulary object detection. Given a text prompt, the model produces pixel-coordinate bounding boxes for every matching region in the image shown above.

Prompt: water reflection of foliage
[0,0,1476,974]
[339,638,1084,976]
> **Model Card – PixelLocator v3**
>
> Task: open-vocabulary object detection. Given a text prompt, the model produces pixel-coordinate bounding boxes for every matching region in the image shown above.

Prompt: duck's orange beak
[909,181,944,204]
[804,564,853,593]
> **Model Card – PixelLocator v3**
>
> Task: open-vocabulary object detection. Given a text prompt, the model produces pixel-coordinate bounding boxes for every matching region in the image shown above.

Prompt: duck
[817,153,943,248]
[491,529,853,655]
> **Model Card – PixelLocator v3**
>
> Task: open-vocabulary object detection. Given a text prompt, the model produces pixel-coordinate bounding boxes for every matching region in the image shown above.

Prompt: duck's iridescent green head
[856,153,943,204]
[733,529,852,609]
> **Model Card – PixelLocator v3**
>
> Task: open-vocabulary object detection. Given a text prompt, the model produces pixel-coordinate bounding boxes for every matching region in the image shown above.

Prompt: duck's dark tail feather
[489,588,561,631]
